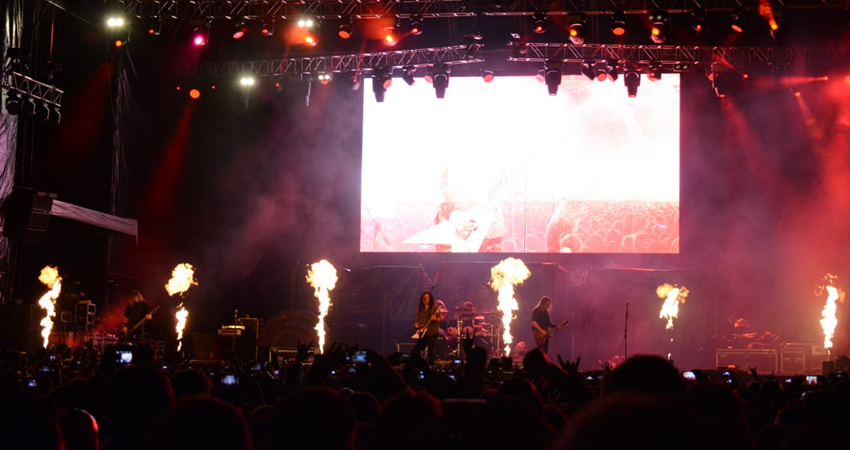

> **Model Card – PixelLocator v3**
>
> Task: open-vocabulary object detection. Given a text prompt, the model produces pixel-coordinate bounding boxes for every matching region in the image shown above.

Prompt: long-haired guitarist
[531,296,567,354]
[411,291,442,365]
[122,290,152,343]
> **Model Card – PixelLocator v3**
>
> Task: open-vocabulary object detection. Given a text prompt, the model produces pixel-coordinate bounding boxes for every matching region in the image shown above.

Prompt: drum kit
[442,304,502,358]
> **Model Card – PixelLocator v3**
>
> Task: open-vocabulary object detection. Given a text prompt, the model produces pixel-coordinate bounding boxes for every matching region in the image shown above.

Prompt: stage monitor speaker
[715,349,777,374]
[190,332,222,361]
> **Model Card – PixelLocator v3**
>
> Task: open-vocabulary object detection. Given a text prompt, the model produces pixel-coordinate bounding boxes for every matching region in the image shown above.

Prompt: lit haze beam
[307,260,338,354]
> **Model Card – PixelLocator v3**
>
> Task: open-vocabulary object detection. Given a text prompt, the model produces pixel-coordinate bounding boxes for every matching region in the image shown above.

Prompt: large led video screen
[361,74,680,253]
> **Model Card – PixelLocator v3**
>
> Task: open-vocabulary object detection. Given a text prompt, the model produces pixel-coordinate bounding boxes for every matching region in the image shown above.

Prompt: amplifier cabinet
[716,349,777,373]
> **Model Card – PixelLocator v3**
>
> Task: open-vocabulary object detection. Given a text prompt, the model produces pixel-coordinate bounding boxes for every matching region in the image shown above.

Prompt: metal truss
[1,71,64,107]
[185,44,485,78]
[119,0,848,20]
[509,43,850,67]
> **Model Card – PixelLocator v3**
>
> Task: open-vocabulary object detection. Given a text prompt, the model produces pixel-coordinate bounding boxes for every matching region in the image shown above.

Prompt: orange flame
[489,258,531,356]
[175,304,189,352]
[165,263,198,296]
[306,260,338,354]
[37,266,62,348]
[820,285,846,349]
[657,283,689,330]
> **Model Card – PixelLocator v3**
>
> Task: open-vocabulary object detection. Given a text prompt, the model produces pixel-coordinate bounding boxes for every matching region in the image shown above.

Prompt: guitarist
[531,296,563,354]
[411,292,442,366]
[122,290,153,343]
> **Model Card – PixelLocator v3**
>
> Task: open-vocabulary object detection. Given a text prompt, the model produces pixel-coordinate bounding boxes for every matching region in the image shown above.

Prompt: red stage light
[651,27,661,36]
[176,86,181,90]
[612,26,625,36]
[189,89,201,99]
[233,30,245,39]
[114,39,124,48]
[210,85,216,89]
[339,29,351,39]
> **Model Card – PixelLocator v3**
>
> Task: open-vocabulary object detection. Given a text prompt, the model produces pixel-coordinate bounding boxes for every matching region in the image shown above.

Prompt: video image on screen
[361,75,680,253]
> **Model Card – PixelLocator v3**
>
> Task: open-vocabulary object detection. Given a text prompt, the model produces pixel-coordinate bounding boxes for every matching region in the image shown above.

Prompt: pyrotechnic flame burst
[307,260,338,354]
[657,283,689,330]
[490,258,531,356]
[175,303,189,352]
[817,274,846,350]
[37,266,62,348]
[165,263,198,296]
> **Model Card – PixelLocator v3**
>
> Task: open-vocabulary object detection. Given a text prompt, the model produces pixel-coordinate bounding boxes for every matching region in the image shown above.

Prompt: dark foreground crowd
[1,339,850,450]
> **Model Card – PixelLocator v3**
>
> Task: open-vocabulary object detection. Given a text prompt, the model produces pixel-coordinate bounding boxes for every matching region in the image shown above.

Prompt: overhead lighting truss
[183,44,484,78]
[508,43,850,68]
[120,0,848,20]
[1,71,64,107]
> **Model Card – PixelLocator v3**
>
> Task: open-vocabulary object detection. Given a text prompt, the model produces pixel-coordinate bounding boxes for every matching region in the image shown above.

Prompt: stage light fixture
[372,67,392,102]
[410,15,423,35]
[232,17,247,39]
[4,91,23,115]
[192,23,210,46]
[647,62,662,81]
[338,18,353,39]
[544,60,562,96]
[606,59,619,82]
[189,89,201,99]
[401,66,416,86]
[384,19,400,46]
[239,76,255,86]
[611,9,626,36]
[482,70,495,83]
[261,19,276,36]
[580,60,595,80]
[731,10,744,33]
[568,15,586,45]
[349,73,362,91]
[692,8,706,33]
[50,106,61,125]
[37,101,51,121]
[297,18,315,28]
[624,71,641,97]
[649,11,669,44]
[431,65,450,99]
[23,96,36,116]
[709,63,743,98]
[316,73,332,85]
[106,17,125,28]
[533,12,548,34]
[769,10,785,42]
[148,18,162,36]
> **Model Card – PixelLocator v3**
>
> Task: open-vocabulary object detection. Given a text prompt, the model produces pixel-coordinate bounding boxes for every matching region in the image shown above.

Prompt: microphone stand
[624,302,629,359]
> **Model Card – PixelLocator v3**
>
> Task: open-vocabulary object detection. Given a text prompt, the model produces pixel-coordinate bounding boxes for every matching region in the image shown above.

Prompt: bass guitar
[533,320,569,346]
[124,305,160,338]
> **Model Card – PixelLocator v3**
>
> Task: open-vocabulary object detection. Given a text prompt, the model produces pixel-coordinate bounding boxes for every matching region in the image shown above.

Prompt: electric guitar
[533,320,569,346]
[124,305,159,338]
[412,310,440,339]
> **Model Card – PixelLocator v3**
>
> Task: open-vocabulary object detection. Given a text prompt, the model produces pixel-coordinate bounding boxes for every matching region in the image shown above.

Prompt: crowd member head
[688,381,751,450]
[375,390,442,450]
[601,354,686,401]
[97,365,175,449]
[60,409,99,450]
[271,387,355,450]
[0,396,64,450]
[150,397,253,450]
[170,369,212,401]
[555,392,708,450]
